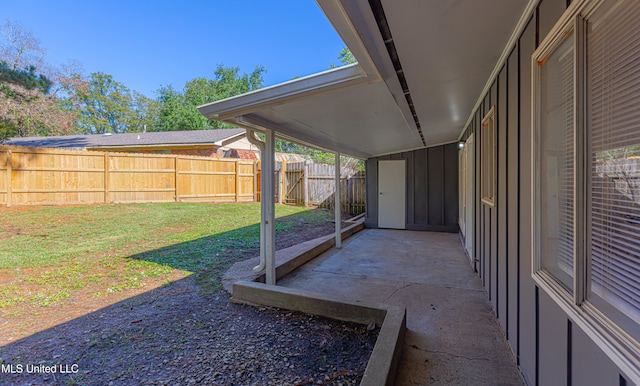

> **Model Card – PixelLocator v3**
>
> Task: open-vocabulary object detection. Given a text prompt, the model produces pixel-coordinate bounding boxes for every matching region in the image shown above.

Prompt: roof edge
[197,64,373,121]
[234,115,369,159]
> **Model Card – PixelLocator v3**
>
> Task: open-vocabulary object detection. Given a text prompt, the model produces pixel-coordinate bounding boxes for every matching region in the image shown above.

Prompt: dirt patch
[0,215,376,385]
[0,225,21,240]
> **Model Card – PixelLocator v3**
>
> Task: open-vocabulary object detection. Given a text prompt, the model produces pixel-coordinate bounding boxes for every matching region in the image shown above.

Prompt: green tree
[76,72,155,134]
[338,47,356,65]
[0,62,51,92]
[131,91,160,132]
[155,85,211,131]
[0,62,76,141]
[156,64,265,131]
[185,64,264,105]
[329,47,356,69]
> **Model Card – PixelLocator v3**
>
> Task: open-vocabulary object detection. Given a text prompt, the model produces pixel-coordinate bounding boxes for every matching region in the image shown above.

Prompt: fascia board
[234,115,370,160]
[235,115,439,160]
[315,0,379,77]
[198,64,373,121]
[214,132,247,146]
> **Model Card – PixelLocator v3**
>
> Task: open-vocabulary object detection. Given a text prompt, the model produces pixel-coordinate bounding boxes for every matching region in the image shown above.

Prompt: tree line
[0,20,359,167]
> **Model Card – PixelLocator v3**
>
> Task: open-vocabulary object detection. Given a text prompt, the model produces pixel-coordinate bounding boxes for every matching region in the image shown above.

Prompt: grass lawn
[0,203,333,312]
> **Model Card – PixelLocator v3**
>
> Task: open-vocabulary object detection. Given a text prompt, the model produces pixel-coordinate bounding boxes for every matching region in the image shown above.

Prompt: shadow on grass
[0,206,343,385]
[127,206,334,294]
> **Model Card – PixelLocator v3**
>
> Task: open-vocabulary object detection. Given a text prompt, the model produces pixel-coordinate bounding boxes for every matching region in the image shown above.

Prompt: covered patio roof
[198,0,534,159]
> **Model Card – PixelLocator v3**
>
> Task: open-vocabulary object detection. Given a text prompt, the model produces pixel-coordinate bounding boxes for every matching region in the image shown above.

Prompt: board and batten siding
[460,0,634,384]
[365,143,458,233]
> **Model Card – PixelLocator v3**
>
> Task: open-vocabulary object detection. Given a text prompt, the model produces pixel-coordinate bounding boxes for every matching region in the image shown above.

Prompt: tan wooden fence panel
[339,171,366,215]
[107,153,176,203]
[0,145,258,206]
[283,161,305,205]
[236,161,257,202]
[177,157,237,202]
[6,147,105,205]
[305,163,366,215]
[257,160,366,215]
[0,149,9,205]
[0,145,365,212]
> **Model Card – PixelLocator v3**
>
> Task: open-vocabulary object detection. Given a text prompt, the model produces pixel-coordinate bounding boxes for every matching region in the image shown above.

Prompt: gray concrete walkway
[277,229,524,385]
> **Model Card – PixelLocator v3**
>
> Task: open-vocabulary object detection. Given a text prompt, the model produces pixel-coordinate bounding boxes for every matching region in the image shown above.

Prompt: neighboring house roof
[5,128,246,150]
[198,0,533,158]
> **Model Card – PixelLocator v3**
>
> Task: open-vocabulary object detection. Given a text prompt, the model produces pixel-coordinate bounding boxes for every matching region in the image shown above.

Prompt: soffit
[198,0,531,158]
[245,80,422,158]
[379,0,528,144]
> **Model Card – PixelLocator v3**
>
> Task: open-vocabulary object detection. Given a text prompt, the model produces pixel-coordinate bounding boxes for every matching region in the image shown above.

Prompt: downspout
[335,152,342,248]
[245,129,266,273]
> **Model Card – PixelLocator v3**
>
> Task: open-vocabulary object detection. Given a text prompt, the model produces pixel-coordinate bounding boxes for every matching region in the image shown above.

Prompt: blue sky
[2,0,346,97]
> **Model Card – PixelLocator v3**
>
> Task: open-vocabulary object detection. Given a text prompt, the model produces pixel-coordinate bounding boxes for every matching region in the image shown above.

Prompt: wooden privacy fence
[0,146,257,206]
[257,161,366,215]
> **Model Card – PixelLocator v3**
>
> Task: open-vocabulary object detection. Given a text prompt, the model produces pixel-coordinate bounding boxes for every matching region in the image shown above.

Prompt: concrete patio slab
[278,229,524,385]
[222,221,364,293]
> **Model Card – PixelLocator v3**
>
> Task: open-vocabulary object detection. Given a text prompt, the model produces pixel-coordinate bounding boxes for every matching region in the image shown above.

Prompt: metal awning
[198,0,534,159]
[199,64,420,158]
[197,0,536,285]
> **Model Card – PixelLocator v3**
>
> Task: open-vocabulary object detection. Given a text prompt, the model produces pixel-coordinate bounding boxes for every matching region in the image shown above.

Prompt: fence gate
[275,161,365,216]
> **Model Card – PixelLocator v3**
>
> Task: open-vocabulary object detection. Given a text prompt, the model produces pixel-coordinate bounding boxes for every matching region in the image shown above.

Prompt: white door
[459,146,467,237]
[464,134,475,260]
[378,160,406,229]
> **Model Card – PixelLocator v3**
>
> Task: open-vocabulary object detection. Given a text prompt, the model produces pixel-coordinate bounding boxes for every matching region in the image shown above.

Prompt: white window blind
[538,32,575,290]
[588,0,640,326]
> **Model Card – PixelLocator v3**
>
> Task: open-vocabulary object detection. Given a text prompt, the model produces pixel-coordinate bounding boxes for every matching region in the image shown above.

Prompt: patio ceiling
[198,0,533,159]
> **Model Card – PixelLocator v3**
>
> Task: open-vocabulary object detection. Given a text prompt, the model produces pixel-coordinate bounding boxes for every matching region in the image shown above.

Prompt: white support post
[335,152,342,249]
[264,129,276,285]
[246,130,265,274]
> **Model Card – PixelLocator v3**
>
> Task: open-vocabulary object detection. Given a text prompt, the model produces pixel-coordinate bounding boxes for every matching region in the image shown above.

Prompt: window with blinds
[534,0,640,369]
[535,0,640,344]
[587,0,640,330]
[538,31,575,290]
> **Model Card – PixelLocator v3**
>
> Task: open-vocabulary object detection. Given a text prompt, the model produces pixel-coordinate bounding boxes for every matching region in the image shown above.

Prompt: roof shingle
[5,128,246,149]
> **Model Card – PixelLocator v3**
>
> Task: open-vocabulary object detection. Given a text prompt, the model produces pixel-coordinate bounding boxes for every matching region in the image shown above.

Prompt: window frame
[531,0,640,381]
[534,25,577,292]
[481,106,496,206]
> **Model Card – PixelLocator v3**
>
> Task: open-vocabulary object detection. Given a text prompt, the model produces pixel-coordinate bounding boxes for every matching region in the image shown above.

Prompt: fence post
[347,177,352,215]
[253,161,258,202]
[345,177,349,214]
[303,161,309,207]
[334,153,341,248]
[104,152,109,204]
[6,150,12,207]
[279,161,286,204]
[174,156,180,202]
[235,159,240,203]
